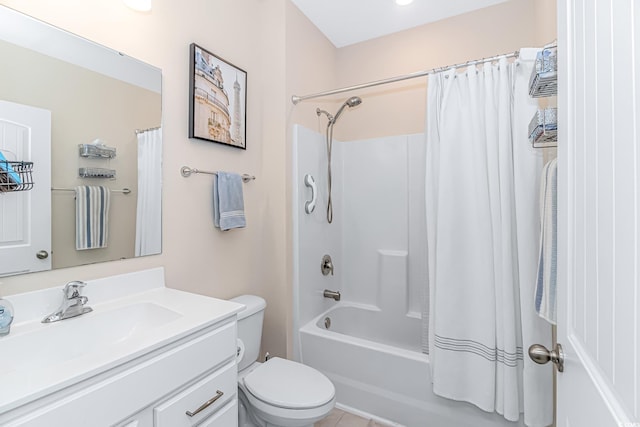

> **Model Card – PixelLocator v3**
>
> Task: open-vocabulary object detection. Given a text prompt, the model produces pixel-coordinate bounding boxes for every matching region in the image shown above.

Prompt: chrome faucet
[321,254,334,276]
[42,281,93,323]
[323,289,341,301]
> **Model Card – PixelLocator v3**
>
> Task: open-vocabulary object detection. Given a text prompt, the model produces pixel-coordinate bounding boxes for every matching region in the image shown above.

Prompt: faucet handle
[63,281,87,298]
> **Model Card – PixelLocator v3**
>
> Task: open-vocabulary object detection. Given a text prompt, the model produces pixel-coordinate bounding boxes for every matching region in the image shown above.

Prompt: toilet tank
[230,295,266,371]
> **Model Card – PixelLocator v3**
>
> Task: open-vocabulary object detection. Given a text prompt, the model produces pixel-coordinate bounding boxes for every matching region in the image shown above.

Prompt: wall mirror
[0,6,162,278]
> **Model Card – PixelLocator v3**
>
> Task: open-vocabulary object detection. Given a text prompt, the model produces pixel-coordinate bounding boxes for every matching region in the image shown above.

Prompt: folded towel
[535,158,558,324]
[75,186,111,250]
[213,172,246,231]
[0,151,22,192]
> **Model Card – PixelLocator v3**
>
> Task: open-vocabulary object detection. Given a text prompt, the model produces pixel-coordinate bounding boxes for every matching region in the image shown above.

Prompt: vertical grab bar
[304,174,317,214]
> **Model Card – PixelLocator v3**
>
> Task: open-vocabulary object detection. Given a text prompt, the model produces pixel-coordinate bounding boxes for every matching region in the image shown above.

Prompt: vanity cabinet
[3,318,238,427]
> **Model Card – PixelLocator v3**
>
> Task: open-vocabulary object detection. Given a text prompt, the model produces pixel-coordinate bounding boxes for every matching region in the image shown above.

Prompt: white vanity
[0,268,243,427]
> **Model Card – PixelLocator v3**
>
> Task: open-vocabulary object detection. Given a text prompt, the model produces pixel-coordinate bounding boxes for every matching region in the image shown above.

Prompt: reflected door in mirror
[0,100,51,276]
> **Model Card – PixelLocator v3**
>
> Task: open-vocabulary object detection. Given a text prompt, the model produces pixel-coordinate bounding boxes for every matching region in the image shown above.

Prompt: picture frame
[189,43,247,149]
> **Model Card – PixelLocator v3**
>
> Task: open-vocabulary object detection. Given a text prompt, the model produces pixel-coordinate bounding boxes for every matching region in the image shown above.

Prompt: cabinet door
[154,361,236,426]
[199,400,237,427]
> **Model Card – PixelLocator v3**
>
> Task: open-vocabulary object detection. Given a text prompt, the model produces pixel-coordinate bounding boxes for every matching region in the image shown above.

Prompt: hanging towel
[535,158,558,324]
[213,172,246,231]
[75,186,111,250]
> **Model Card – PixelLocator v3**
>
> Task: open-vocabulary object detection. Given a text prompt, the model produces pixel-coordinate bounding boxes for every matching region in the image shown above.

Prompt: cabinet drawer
[154,361,237,426]
[199,400,237,427]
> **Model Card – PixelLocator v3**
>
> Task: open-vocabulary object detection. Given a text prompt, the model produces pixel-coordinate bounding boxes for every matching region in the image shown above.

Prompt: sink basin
[0,302,181,376]
[0,268,245,414]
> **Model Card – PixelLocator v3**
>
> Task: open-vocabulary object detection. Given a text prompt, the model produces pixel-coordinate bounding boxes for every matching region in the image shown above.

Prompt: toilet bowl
[230,295,335,427]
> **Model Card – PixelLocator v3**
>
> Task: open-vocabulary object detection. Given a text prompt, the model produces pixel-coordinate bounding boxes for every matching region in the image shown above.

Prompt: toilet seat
[243,357,335,410]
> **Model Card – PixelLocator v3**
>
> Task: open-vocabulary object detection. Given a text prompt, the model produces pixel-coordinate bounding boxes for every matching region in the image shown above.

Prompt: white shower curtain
[425,49,553,426]
[135,127,162,257]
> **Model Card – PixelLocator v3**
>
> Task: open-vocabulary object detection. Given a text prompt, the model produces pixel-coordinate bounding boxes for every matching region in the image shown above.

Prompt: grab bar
[304,174,317,214]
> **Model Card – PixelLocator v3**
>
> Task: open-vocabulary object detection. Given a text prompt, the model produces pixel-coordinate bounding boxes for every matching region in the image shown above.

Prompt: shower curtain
[135,127,162,257]
[425,49,552,426]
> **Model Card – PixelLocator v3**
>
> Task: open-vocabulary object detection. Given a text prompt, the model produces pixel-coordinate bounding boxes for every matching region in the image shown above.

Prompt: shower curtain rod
[135,126,161,134]
[291,50,520,105]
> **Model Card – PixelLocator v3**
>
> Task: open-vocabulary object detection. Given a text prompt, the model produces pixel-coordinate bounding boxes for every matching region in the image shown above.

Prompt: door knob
[528,343,564,372]
[36,250,49,260]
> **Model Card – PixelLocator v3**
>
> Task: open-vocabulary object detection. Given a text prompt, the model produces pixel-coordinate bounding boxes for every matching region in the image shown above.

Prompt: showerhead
[345,96,362,107]
[332,96,363,123]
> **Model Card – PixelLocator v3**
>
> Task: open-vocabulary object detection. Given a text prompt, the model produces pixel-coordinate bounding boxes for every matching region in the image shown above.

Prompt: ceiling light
[394,0,414,5]
[123,0,152,12]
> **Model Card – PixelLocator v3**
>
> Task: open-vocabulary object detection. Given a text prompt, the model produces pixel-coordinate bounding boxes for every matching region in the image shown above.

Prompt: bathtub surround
[425,49,552,426]
[294,126,525,426]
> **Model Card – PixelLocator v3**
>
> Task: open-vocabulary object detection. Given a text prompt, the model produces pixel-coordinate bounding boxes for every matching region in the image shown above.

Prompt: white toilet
[230,295,336,427]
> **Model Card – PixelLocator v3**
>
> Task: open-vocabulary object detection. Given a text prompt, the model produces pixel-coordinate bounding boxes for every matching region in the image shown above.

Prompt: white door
[557,0,640,425]
[0,100,51,276]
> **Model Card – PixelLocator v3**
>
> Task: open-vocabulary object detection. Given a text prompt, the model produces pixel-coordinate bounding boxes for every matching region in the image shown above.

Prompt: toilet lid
[243,357,335,409]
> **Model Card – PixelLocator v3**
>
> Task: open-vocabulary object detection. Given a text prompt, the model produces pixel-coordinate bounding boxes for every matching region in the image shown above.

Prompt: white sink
[0,302,181,376]
[0,267,245,414]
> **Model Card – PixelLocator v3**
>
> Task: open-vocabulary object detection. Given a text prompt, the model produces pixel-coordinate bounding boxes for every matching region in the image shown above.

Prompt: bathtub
[299,304,526,427]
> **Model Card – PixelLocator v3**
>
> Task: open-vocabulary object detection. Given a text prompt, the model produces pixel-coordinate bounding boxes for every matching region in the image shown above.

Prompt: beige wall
[0,39,160,269]
[332,0,555,141]
[0,0,289,359]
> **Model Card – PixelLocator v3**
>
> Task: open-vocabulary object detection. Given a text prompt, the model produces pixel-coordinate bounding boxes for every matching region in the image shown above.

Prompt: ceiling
[290,0,512,48]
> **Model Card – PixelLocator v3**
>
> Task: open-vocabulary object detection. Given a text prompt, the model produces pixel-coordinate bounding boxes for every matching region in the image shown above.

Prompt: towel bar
[52,187,131,194]
[180,166,255,183]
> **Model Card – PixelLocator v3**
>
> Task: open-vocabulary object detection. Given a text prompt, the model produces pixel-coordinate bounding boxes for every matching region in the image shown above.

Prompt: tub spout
[323,289,341,301]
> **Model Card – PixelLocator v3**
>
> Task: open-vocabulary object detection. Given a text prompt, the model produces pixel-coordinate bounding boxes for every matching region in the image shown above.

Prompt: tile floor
[315,408,391,427]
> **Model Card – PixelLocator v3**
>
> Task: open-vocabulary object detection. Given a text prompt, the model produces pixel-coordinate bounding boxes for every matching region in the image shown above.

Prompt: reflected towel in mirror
[75,186,111,250]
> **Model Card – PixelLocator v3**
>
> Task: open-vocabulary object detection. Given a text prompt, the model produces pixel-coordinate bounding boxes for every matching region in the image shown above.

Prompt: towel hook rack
[180,166,255,183]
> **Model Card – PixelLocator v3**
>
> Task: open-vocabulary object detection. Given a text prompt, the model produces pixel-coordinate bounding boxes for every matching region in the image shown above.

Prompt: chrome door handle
[528,343,564,372]
[36,250,49,260]
[185,390,224,417]
[304,174,317,214]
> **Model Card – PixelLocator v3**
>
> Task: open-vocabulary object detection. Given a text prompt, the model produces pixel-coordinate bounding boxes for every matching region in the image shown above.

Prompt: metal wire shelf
[0,160,34,193]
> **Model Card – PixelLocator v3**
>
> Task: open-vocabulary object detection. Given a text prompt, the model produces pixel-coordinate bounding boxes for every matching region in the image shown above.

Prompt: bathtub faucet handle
[321,254,334,276]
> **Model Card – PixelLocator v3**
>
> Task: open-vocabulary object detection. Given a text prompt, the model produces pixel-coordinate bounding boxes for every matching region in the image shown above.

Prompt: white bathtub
[299,304,526,427]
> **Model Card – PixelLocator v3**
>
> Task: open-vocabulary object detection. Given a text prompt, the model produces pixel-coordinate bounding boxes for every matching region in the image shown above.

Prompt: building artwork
[192,46,244,147]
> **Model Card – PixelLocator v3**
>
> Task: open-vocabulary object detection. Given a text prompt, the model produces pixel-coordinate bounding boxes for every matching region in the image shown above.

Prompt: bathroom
[0,0,638,426]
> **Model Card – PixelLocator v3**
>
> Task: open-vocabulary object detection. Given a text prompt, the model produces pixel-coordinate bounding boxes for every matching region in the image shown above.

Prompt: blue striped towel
[213,172,246,231]
[75,186,111,250]
[535,158,557,324]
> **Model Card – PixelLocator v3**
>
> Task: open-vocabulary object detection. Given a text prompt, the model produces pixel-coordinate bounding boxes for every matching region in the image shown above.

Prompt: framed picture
[189,43,247,149]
